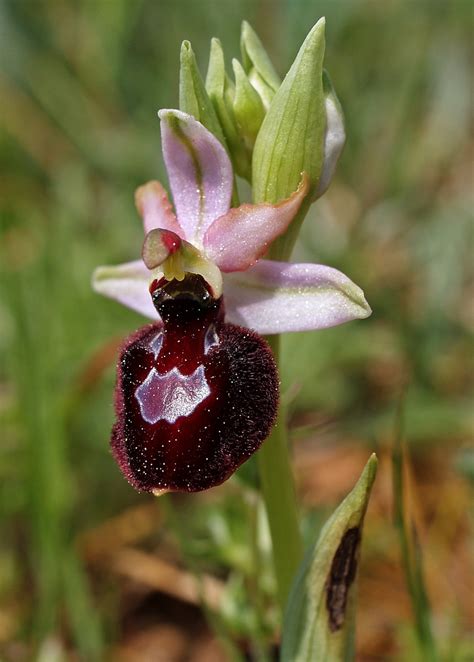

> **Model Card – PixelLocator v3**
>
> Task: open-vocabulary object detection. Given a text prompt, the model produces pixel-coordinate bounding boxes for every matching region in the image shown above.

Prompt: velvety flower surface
[93,109,371,494]
[112,276,279,494]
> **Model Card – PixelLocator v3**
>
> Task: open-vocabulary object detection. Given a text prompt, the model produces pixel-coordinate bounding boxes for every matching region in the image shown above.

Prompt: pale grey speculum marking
[135,365,211,425]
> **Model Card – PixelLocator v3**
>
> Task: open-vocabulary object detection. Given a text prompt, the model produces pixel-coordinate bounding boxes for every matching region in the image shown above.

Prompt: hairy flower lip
[112,292,279,493]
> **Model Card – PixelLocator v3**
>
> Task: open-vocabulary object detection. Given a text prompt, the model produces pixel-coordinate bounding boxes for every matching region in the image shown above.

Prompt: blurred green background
[0,0,472,660]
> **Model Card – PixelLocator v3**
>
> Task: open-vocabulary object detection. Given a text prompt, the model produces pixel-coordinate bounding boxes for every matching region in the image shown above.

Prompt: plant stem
[257,334,304,612]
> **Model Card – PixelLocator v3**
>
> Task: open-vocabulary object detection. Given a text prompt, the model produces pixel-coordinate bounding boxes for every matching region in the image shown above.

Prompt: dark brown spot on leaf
[326,527,360,632]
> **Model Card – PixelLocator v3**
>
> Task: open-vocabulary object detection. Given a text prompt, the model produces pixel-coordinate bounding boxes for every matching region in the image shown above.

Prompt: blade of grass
[160,495,245,662]
[1,214,105,653]
[62,548,104,662]
[5,271,66,638]
[392,407,438,662]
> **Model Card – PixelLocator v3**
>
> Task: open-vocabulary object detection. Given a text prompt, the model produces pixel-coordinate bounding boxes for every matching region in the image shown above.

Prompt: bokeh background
[1,0,472,660]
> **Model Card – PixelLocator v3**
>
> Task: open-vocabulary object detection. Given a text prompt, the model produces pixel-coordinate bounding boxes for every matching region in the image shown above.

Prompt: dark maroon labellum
[112,275,279,493]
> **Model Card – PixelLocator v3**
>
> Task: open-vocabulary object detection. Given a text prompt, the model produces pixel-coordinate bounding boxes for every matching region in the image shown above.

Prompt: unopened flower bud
[205,38,250,179]
[179,40,226,147]
[240,20,280,109]
[232,58,265,150]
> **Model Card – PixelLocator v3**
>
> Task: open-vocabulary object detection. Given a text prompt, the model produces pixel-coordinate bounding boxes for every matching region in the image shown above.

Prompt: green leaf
[252,16,326,209]
[281,454,378,662]
[179,40,226,146]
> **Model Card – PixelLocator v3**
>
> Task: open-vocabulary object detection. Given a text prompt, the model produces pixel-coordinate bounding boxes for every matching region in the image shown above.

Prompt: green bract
[281,455,378,662]
[252,18,326,206]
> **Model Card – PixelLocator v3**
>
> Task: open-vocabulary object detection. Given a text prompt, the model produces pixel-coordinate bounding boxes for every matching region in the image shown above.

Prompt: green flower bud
[240,20,280,108]
[205,39,237,138]
[205,38,248,177]
[179,40,226,146]
[232,58,265,150]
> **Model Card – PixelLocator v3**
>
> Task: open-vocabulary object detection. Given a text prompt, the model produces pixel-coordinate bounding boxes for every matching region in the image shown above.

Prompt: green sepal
[232,58,265,149]
[240,20,280,107]
[179,40,226,147]
[281,454,378,662]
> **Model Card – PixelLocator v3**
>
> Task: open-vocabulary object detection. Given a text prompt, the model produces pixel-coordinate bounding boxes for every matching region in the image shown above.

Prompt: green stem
[257,334,304,612]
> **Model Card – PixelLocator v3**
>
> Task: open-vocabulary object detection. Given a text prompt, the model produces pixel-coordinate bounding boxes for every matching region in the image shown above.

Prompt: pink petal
[92,260,159,320]
[203,175,309,272]
[135,181,182,235]
[159,109,233,246]
[222,260,371,334]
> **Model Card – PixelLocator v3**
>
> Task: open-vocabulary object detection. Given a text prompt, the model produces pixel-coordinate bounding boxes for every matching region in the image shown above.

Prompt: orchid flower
[93,110,370,336]
[92,109,370,495]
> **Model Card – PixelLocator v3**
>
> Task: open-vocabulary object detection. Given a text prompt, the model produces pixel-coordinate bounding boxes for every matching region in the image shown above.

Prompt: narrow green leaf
[62,548,104,662]
[179,40,226,146]
[392,422,439,661]
[281,454,378,662]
